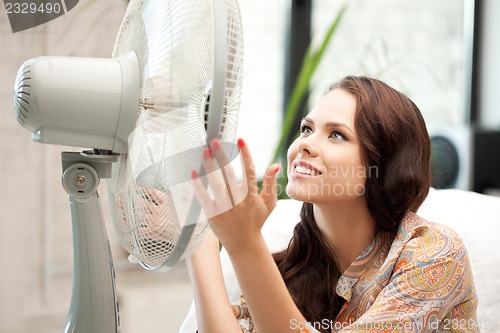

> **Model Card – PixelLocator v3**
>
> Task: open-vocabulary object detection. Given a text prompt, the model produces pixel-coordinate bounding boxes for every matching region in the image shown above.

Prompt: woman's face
[286,88,367,203]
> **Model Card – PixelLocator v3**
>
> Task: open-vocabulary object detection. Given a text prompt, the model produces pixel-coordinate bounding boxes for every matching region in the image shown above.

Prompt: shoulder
[395,211,468,262]
[384,212,477,306]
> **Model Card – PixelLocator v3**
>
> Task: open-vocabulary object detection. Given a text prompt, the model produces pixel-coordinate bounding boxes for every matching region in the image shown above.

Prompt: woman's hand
[191,139,310,333]
[191,138,281,255]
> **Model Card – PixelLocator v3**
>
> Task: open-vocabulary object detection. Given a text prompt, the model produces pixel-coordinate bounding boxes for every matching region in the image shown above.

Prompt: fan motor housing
[14,52,139,152]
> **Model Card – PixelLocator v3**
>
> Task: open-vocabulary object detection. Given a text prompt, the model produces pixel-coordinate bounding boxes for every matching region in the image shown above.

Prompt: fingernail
[210,139,221,150]
[273,163,281,176]
[191,170,199,179]
[237,138,245,149]
[203,147,212,159]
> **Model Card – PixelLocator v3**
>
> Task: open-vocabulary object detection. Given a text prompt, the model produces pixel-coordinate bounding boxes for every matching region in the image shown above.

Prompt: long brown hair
[274,76,432,331]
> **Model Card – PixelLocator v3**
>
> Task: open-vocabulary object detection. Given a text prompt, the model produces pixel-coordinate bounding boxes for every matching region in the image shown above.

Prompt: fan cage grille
[107,0,243,269]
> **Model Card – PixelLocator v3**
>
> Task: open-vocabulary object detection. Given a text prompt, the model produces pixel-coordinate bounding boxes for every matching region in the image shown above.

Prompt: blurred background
[1,0,499,332]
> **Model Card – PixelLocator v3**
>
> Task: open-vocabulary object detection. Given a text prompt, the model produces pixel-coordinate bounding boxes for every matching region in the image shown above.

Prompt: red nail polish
[274,163,281,175]
[210,139,221,150]
[237,138,245,148]
[203,147,212,159]
[191,170,199,179]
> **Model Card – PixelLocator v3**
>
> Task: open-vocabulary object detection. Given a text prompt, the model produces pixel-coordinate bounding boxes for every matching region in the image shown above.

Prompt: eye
[329,130,347,141]
[300,124,313,134]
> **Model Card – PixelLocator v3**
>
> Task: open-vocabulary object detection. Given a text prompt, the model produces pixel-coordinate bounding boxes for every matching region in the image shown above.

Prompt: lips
[291,160,322,177]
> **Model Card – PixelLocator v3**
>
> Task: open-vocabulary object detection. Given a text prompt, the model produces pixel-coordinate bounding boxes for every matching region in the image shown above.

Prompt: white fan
[13,0,243,332]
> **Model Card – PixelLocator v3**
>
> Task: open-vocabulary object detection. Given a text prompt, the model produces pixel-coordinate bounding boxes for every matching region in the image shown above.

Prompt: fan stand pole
[60,151,119,333]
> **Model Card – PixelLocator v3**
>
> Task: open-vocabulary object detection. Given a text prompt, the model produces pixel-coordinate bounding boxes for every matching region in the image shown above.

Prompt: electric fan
[13,0,243,332]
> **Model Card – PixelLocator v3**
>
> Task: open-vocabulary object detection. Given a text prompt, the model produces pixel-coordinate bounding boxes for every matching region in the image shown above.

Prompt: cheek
[286,141,298,165]
[323,155,366,185]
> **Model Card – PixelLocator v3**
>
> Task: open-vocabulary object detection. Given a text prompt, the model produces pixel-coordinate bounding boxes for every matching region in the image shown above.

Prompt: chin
[286,183,315,203]
[286,181,365,204]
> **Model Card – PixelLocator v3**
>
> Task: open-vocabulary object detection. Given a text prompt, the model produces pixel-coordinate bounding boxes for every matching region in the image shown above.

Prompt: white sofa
[180,188,500,332]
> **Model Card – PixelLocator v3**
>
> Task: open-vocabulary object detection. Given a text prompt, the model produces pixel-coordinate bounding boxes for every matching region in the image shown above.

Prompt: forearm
[227,235,308,333]
[186,234,241,333]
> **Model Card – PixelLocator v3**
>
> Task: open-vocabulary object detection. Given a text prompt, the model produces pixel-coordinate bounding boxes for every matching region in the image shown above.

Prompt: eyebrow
[302,116,354,134]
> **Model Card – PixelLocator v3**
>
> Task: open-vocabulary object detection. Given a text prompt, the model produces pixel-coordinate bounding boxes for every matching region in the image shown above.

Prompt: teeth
[295,165,315,175]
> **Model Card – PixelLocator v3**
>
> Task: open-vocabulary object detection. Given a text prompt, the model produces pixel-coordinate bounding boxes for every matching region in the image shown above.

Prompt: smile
[291,161,321,177]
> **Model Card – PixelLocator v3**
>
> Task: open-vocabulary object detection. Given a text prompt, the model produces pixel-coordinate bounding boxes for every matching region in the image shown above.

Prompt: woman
[187,76,478,332]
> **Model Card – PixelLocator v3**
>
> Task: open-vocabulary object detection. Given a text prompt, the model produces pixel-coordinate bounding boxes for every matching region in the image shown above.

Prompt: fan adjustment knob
[62,163,100,199]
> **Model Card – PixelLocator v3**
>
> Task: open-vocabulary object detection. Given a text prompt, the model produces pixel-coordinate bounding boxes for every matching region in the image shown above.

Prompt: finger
[191,170,215,216]
[209,139,239,183]
[210,139,239,205]
[237,138,258,195]
[201,146,227,200]
[201,146,216,177]
[260,163,281,211]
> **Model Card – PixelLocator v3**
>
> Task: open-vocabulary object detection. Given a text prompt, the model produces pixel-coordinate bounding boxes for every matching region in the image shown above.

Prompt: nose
[297,135,317,157]
[287,131,319,163]
[299,143,311,156]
